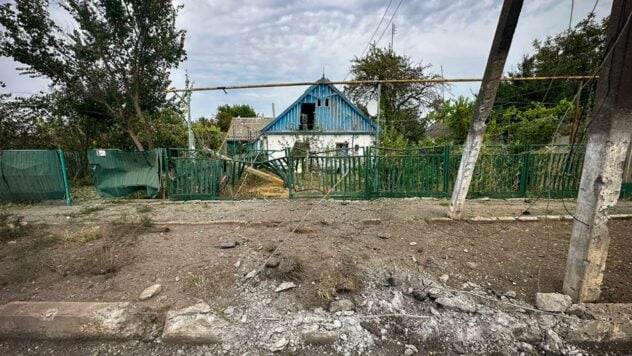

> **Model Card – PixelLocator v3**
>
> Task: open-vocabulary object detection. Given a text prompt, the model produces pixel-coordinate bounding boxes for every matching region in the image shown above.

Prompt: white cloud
[1,0,613,119]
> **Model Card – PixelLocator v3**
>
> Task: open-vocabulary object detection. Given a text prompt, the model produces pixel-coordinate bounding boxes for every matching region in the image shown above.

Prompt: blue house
[260,77,377,158]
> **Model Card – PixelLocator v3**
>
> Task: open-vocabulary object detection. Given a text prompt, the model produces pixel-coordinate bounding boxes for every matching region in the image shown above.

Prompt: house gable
[261,78,377,135]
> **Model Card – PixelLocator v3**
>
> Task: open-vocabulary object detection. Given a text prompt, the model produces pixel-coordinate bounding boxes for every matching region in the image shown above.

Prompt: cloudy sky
[0,0,612,119]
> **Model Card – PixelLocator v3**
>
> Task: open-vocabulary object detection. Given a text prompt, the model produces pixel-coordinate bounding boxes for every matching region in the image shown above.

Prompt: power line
[376,0,404,45]
[342,0,394,81]
[166,76,595,93]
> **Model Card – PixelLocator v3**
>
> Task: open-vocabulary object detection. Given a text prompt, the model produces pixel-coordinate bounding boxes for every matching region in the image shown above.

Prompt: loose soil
[0,198,631,354]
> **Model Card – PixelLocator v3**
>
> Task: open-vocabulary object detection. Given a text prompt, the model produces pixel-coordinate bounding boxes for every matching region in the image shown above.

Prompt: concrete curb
[428,214,632,223]
[0,302,158,340]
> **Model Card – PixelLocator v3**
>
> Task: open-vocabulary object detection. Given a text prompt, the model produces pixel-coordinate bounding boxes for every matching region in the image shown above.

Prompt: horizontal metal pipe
[165,76,596,93]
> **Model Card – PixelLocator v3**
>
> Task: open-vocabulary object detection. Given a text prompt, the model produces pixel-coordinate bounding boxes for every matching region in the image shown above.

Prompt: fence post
[443,145,451,196]
[365,147,371,199]
[286,148,293,199]
[519,144,530,197]
[57,149,72,207]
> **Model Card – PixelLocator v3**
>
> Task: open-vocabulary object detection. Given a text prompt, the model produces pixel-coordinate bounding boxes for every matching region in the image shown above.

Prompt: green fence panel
[167,157,222,200]
[526,148,585,198]
[0,150,69,202]
[88,149,162,198]
[369,153,445,198]
[290,153,367,198]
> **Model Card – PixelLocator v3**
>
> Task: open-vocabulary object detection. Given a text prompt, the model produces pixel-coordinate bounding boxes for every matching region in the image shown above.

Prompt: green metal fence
[0,149,72,205]
[88,149,163,198]
[166,149,247,200]
[146,144,629,201]
[286,145,590,199]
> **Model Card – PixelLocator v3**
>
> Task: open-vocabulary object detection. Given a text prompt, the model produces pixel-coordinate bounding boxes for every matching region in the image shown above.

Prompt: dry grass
[304,259,362,308]
[183,269,235,299]
[0,213,29,241]
[63,226,101,245]
[136,205,153,214]
[264,254,305,282]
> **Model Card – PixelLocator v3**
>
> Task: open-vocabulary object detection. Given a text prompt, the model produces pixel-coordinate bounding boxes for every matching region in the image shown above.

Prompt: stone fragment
[270,337,288,352]
[412,290,428,301]
[439,274,449,284]
[265,258,280,268]
[162,315,220,344]
[426,287,442,300]
[303,330,338,345]
[377,233,390,239]
[535,293,572,312]
[542,329,563,353]
[362,218,381,225]
[566,303,586,317]
[218,240,238,249]
[505,290,517,298]
[275,281,297,292]
[404,344,418,355]
[139,284,162,301]
[435,296,477,313]
[329,299,355,313]
[465,262,478,269]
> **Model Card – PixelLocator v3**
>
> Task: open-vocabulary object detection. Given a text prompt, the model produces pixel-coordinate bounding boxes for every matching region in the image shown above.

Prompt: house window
[325,98,329,107]
[336,142,349,156]
[299,103,315,130]
[317,99,321,106]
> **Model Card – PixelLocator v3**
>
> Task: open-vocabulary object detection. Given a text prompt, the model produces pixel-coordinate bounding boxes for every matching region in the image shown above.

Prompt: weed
[140,215,153,227]
[304,259,361,307]
[187,273,210,290]
[84,239,119,275]
[78,205,105,215]
[439,201,450,207]
[184,269,234,299]
[63,226,101,245]
[136,205,153,214]
[0,214,29,241]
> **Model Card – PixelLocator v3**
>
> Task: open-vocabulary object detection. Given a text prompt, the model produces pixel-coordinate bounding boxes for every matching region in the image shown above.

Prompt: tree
[215,104,257,132]
[425,14,607,146]
[193,117,223,149]
[494,14,607,129]
[426,96,476,144]
[0,0,186,151]
[345,45,444,144]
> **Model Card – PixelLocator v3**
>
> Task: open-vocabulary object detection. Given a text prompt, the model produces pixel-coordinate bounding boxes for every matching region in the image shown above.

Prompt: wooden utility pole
[448,0,523,219]
[563,0,632,302]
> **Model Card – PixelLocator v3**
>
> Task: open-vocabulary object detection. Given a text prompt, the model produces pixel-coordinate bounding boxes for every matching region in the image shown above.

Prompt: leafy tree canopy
[215,104,257,132]
[345,45,444,145]
[0,0,186,151]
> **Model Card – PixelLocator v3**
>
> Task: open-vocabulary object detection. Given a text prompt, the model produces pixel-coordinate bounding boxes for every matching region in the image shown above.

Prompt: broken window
[336,142,349,156]
[299,103,315,130]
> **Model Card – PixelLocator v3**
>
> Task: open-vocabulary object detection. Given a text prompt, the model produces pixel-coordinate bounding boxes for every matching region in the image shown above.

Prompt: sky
[0,0,612,120]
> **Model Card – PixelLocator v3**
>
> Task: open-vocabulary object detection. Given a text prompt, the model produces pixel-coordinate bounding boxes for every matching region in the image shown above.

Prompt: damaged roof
[226,117,274,141]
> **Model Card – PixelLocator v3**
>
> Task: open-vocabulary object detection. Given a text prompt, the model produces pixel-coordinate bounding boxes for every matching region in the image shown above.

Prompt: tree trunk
[127,128,145,151]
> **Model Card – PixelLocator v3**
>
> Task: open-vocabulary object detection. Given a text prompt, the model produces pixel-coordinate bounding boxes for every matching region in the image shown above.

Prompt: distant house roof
[260,76,377,135]
[226,117,273,141]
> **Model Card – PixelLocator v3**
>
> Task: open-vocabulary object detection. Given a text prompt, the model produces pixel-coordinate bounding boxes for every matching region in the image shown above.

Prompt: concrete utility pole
[563,0,632,302]
[448,0,523,219]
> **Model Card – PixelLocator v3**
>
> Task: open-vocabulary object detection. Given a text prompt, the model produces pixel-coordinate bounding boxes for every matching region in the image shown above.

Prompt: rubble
[138,284,162,301]
[535,293,572,312]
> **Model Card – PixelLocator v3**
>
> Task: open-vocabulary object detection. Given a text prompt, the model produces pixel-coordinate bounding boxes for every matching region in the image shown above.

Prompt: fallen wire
[441,286,579,320]
[209,170,352,308]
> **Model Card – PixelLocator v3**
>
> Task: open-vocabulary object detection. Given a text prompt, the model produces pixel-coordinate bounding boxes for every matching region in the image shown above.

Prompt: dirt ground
[0,197,631,354]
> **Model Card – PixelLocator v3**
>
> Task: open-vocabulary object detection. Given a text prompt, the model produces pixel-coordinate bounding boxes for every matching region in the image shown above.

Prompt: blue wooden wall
[262,81,376,135]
